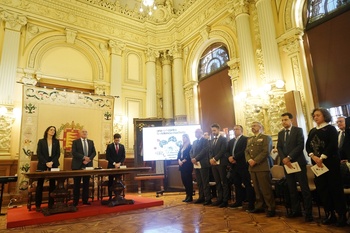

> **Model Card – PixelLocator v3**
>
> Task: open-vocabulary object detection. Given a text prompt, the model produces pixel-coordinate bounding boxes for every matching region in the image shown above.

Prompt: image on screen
[142,125,201,161]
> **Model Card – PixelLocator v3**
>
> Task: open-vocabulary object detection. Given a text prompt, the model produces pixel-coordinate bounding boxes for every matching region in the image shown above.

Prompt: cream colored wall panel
[40,47,93,82]
[125,98,143,157]
[126,52,142,85]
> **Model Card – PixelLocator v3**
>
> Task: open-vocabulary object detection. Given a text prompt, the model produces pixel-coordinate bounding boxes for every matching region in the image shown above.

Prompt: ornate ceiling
[78,0,196,23]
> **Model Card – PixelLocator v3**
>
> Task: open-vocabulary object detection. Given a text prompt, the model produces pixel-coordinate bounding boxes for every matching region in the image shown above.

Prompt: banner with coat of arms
[17,85,114,192]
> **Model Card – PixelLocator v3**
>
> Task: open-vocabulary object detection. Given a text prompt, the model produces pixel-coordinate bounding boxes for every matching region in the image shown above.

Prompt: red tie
[115,144,119,154]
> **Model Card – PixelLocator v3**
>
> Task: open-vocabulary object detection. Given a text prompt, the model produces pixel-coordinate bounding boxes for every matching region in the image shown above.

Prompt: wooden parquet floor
[0,192,349,233]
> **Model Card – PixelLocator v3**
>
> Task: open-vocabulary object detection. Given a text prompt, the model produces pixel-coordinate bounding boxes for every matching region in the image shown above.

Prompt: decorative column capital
[109,40,125,55]
[228,0,250,17]
[160,50,172,65]
[278,28,304,54]
[0,9,27,31]
[170,42,183,59]
[145,48,160,62]
[227,59,240,81]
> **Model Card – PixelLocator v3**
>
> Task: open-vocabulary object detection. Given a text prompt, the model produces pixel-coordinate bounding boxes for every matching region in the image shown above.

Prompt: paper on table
[194,161,201,169]
[310,163,329,177]
[283,162,301,174]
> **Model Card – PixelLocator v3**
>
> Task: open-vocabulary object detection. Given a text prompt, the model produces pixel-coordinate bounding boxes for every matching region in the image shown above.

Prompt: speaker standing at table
[106,133,126,200]
[35,126,60,212]
[71,129,96,206]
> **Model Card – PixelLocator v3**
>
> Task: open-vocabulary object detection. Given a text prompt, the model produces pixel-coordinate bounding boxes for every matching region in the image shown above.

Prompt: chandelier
[139,0,157,16]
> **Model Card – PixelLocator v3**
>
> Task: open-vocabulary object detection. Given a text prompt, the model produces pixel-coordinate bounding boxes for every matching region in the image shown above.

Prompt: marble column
[161,51,173,123]
[145,48,159,118]
[0,11,27,105]
[171,43,186,124]
[255,0,284,83]
[232,0,257,91]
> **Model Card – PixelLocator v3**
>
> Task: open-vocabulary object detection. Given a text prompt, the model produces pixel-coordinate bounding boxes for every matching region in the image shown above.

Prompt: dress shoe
[218,202,228,208]
[203,201,212,206]
[83,202,91,205]
[184,198,193,202]
[266,210,276,217]
[211,201,222,206]
[305,215,314,222]
[228,203,242,209]
[194,199,205,204]
[35,206,42,212]
[322,211,337,225]
[248,208,265,213]
[286,211,303,218]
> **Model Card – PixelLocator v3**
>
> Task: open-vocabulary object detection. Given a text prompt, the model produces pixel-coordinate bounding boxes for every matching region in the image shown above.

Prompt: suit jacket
[106,142,125,168]
[190,137,210,168]
[177,145,193,172]
[277,126,307,167]
[71,138,96,170]
[209,135,228,166]
[36,138,60,171]
[245,134,272,172]
[227,135,248,170]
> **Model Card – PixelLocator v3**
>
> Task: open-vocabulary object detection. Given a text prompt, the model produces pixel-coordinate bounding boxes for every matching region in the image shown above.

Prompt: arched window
[198,43,229,80]
[307,0,350,24]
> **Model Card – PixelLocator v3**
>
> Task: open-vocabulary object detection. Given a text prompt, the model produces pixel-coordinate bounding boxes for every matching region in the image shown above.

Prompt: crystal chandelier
[139,0,157,16]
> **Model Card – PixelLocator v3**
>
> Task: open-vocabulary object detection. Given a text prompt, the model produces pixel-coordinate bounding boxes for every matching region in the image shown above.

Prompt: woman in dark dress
[177,134,193,202]
[35,126,60,212]
[306,108,347,227]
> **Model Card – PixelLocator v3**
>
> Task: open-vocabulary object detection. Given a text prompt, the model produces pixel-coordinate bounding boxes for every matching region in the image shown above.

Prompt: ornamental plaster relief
[0,0,148,45]
[284,0,293,31]
[24,23,52,47]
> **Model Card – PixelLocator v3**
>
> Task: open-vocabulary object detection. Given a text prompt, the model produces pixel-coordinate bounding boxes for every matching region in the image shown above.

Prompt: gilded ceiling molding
[0,8,27,31]
[284,0,294,30]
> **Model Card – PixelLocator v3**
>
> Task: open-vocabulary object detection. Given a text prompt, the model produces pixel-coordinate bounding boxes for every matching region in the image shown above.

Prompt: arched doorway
[197,43,235,135]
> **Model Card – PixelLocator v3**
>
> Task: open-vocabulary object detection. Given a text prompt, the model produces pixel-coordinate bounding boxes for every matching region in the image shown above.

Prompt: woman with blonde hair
[177,134,193,202]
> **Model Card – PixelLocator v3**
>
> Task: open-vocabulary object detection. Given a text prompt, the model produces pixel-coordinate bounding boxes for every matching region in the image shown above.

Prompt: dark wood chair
[64,156,95,202]
[97,152,109,200]
[27,155,50,211]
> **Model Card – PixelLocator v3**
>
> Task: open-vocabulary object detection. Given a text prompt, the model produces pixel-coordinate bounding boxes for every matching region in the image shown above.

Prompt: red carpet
[6,195,163,229]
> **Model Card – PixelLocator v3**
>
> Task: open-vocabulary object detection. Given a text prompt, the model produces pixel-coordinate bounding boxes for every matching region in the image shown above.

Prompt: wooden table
[24,167,151,216]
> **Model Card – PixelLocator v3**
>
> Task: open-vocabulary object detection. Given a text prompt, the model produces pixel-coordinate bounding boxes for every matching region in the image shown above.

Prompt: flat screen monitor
[142,125,200,161]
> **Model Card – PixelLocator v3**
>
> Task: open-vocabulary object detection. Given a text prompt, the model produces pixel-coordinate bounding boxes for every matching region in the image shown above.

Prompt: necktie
[213,137,218,146]
[115,143,119,154]
[284,129,290,142]
[339,131,345,148]
[83,139,88,156]
[232,138,238,157]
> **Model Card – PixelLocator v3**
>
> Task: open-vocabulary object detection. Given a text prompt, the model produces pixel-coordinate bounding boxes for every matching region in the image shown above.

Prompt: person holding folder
[276,113,313,222]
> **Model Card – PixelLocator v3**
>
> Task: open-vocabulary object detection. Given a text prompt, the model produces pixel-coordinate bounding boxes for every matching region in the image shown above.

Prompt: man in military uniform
[245,122,276,217]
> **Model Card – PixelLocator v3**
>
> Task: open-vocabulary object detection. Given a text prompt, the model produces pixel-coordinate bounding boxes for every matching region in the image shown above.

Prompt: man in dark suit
[209,123,228,207]
[337,116,350,187]
[227,125,254,210]
[191,129,211,205]
[106,133,126,200]
[71,129,96,206]
[245,121,275,217]
[277,113,313,221]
